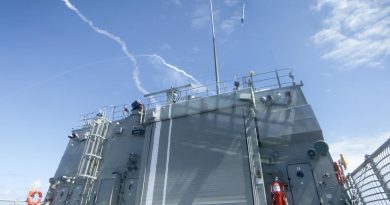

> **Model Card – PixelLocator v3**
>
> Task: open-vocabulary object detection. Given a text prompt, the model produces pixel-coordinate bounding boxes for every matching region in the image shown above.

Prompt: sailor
[131,100,144,114]
[234,81,240,90]
[123,106,130,117]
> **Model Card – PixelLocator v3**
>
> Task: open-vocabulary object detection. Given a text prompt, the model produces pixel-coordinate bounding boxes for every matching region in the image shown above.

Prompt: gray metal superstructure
[44,69,354,205]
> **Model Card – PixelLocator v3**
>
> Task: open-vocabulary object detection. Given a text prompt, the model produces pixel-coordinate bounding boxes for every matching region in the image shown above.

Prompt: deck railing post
[275,69,281,88]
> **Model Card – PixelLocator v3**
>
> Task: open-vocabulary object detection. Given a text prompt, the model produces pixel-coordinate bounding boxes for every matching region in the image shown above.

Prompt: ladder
[77,115,110,205]
[244,107,268,205]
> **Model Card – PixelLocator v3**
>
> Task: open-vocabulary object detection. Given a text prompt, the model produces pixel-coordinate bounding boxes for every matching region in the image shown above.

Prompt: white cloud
[30,180,42,190]
[191,1,242,42]
[160,44,172,51]
[329,131,389,172]
[220,10,241,36]
[191,4,212,29]
[312,0,390,69]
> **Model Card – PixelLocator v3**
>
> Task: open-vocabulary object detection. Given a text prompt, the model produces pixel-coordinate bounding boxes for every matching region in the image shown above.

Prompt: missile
[241,3,245,23]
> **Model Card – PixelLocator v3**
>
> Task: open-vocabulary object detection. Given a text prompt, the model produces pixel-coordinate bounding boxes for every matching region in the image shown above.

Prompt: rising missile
[241,3,245,23]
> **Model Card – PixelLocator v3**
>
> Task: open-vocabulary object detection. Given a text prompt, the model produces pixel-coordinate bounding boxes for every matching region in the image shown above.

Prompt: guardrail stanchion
[112,106,116,121]
[275,69,281,88]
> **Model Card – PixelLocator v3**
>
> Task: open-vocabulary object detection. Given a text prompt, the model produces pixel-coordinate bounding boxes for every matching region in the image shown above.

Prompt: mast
[209,0,220,94]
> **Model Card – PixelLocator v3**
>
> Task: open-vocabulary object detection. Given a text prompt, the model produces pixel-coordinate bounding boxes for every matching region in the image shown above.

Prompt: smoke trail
[140,54,202,86]
[62,0,203,94]
[62,0,148,94]
[1,57,130,104]
[21,56,127,90]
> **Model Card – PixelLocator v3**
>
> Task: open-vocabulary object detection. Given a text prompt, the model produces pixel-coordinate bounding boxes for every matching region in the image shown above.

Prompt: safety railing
[0,199,26,205]
[75,69,296,126]
[144,68,296,109]
[349,138,390,204]
[78,104,130,128]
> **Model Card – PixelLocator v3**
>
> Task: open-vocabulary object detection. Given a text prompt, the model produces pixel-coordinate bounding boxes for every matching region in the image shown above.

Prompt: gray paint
[45,85,352,205]
[140,106,255,205]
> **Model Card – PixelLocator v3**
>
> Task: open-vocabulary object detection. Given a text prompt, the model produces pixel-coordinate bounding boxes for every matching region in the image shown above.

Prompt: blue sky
[0,0,389,200]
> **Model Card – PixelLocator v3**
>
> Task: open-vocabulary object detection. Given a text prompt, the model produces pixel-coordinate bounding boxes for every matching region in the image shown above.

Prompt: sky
[0,0,389,200]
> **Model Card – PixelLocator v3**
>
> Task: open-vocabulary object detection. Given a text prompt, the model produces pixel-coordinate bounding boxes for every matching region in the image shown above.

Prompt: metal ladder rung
[89,133,106,139]
[77,117,110,205]
[84,153,102,159]
[78,174,97,180]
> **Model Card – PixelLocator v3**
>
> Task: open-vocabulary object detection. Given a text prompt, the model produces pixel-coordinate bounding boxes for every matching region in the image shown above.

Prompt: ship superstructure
[41,69,356,205]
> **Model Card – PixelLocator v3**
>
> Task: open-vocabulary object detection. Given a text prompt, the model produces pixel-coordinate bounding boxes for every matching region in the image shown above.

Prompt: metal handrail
[0,199,27,205]
[74,69,296,126]
[78,104,130,128]
[144,68,295,109]
[349,138,390,204]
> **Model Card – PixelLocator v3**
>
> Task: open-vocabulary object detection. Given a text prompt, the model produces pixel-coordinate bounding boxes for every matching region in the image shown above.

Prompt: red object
[271,179,289,205]
[333,162,345,185]
[26,190,43,205]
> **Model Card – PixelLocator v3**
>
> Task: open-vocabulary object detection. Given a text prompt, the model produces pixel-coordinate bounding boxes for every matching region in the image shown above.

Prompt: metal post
[367,158,390,200]
[209,0,220,94]
[112,106,116,121]
[289,70,296,85]
[275,69,281,88]
[349,175,365,205]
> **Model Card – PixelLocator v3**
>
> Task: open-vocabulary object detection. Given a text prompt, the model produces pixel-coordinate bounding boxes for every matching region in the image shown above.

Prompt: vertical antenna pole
[209,0,220,94]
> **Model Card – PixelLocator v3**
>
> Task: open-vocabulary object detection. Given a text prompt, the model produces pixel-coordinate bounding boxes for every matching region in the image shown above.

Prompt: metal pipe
[209,0,220,94]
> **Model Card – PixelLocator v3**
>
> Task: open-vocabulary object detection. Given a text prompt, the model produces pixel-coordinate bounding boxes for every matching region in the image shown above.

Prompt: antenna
[209,0,220,94]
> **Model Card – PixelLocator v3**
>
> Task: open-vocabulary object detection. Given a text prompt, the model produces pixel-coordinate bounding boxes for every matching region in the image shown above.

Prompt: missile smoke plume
[140,54,202,86]
[62,0,202,95]
[62,0,147,94]
[22,56,127,90]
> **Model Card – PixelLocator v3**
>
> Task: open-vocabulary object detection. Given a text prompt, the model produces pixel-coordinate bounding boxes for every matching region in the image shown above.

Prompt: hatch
[286,163,320,205]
